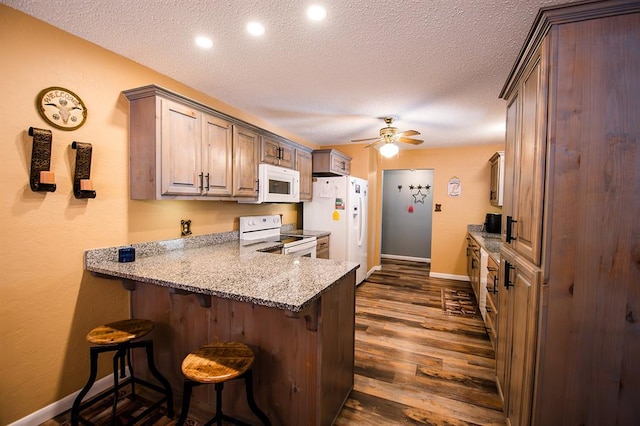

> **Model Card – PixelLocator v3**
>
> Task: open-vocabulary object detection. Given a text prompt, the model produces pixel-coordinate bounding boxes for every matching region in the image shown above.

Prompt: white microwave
[240,164,300,203]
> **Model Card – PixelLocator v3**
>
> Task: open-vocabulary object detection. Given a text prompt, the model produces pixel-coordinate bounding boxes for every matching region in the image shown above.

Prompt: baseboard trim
[8,371,123,426]
[380,254,431,263]
[429,272,469,282]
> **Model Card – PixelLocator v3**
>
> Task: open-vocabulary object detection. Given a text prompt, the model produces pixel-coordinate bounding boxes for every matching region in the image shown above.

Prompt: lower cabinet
[496,245,541,426]
[316,235,329,259]
[485,255,499,351]
[466,235,480,297]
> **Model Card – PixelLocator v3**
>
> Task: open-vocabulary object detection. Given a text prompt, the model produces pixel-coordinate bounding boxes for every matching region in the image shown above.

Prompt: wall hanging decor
[448,177,461,197]
[36,86,87,130]
[409,184,430,203]
[28,127,56,192]
[71,141,96,199]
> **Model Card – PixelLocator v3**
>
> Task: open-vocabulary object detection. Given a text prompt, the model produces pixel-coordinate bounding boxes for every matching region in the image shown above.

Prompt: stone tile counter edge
[84,231,358,313]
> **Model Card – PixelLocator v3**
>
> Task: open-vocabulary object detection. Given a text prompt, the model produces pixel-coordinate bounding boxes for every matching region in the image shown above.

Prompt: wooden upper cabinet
[312,149,351,176]
[160,99,202,196]
[503,42,548,266]
[502,95,518,243]
[203,114,233,197]
[489,151,505,207]
[124,85,303,201]
[261,136,294,169]
[232,125,259,197]
[295,148,313,201]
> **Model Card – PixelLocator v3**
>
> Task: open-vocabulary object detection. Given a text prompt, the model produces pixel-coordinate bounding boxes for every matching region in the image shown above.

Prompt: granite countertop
[282,229,331,238]
[467,224,502,263]
[84,231,357,313]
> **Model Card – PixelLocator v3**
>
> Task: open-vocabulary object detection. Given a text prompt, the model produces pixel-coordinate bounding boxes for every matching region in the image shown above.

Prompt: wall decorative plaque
[36,86,87,130]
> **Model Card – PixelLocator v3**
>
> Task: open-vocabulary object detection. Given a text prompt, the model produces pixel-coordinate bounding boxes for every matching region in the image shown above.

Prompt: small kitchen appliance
[238,164,300,204]
[239,214,317,257]
[484,213,502,234]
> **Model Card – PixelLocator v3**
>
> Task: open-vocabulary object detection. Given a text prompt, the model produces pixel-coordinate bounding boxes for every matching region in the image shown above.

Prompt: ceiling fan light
[379,142,399,158]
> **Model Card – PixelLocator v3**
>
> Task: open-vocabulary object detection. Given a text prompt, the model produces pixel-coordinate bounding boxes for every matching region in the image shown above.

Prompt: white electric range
[239,215,317,257]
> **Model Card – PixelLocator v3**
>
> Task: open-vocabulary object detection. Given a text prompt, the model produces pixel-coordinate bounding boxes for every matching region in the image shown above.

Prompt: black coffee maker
[484,213,502,234]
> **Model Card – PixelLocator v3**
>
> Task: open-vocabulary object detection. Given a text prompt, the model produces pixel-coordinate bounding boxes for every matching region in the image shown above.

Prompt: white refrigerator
[303,176,368,284]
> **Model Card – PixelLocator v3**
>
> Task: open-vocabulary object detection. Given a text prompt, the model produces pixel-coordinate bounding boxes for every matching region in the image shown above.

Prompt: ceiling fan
[351,117,423,157]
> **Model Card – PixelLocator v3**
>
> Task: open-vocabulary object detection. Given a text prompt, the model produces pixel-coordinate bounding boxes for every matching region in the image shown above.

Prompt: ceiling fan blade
[364,139,383,148]
[351,136,380,143]
[397,129,420,137]
[398,137,424,145]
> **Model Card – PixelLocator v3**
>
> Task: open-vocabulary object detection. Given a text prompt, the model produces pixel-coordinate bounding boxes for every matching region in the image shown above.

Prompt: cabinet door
[331,154,350,175]
[261,137,281,166]
[295,149,313,201]
[261,137,295,169]
[496,252,512,409]
[278,141,294,169]
[498,248,541,426]
[502,94,518,242]
[160,99,202,195]
[233,125,259,197]
[512,47,547,265]
[489,152,504,206]
[203,114,233,197]
[316,235,330,259]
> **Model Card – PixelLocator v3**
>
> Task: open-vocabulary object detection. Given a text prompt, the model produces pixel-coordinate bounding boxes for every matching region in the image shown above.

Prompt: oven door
[282,240,317,258]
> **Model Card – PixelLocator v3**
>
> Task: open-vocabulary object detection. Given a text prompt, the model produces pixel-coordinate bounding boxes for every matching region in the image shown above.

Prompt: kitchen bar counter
[85,231,357,312]
[84,232,358,425]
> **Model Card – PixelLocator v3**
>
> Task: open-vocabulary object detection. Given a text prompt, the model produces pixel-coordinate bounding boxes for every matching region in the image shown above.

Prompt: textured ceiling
[2,0,578,150]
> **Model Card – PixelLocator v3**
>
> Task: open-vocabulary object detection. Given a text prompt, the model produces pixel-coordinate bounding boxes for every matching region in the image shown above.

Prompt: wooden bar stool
[71,318,174,425]
[177,342,270,426]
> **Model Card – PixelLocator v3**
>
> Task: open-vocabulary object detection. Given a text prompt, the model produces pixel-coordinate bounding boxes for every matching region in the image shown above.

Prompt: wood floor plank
[335,259,505,425]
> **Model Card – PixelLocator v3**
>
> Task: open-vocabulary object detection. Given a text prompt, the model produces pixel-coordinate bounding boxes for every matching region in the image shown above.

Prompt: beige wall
[328,143,504,277]
[1,5,504,423]
[0,6,308,424]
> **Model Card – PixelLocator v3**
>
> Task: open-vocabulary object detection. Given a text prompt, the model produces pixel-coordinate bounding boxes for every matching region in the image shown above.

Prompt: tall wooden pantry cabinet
[497,1,640,425]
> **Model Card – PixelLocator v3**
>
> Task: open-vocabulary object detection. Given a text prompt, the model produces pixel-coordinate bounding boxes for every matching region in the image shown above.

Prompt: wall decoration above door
[36,86,87,130]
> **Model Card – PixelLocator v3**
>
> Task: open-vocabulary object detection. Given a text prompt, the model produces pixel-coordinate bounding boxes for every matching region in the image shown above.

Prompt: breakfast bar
[85,232,358,425]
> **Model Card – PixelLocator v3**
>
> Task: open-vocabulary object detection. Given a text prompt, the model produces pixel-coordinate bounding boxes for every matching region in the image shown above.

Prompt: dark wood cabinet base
[131,270,356,425]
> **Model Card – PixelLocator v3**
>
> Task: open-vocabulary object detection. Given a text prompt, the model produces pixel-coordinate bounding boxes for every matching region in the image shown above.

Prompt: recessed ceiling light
[247,22,265,36]
[195,36,213,49]
[307,5,327,21]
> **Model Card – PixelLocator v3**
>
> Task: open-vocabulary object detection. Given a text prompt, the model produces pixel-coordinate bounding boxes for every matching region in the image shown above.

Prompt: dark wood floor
[44,259,505,425]
[334,259,505,425]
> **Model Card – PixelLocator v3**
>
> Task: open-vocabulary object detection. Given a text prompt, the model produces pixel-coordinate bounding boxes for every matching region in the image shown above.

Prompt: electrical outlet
[181,219,192,236]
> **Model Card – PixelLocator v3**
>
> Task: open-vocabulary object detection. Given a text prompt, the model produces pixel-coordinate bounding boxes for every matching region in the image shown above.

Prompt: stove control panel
[239,214,282,238]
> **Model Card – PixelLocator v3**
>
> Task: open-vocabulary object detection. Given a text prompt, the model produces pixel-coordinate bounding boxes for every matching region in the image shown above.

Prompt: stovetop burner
[239,215,316,249]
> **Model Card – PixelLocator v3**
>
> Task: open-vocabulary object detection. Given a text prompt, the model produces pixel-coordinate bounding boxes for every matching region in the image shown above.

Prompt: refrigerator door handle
[358,194,364,247]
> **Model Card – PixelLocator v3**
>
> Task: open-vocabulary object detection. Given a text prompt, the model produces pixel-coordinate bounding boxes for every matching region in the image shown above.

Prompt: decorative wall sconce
[71,141,96,199]
[28,127,56,192]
